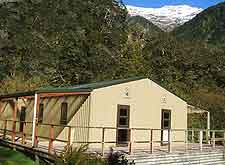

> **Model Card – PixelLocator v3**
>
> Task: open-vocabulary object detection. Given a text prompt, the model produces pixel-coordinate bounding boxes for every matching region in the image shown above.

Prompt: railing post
[101,128,105,157]
[12,121,16,143]
[212,131,215,149]
[34,123,39,147]
[150,129,153,154]
[199,130,203,151]
[129,128,134,155]
[48,125,54,154]
[206,129,209,144]
[185,130,188,152]
[168,129,172,153]
[21,122,26,144]
[12,99,18,143]
[3,120,7,140]
[67,127,72,146]
[191,130,194,143]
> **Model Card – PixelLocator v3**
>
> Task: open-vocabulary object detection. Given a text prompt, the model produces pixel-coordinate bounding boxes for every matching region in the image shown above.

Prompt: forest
[0,0,225,129]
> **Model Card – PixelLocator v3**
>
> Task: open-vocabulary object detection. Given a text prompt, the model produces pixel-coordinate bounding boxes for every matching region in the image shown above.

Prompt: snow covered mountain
[127,5,203,31]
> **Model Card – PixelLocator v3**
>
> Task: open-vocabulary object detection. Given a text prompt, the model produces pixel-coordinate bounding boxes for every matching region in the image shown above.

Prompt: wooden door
[161,109,171,145]
[117,105,130,146]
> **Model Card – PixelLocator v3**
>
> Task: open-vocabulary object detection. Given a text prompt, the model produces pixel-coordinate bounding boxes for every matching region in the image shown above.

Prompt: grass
[0,146,34,165]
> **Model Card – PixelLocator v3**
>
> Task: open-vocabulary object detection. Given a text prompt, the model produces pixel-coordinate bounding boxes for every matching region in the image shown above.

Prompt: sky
[123,0,225,9]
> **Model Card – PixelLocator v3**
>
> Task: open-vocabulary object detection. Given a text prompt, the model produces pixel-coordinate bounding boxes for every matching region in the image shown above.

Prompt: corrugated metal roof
[0,76,146,98]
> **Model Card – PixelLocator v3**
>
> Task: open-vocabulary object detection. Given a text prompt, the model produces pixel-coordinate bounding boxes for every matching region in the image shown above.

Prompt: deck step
[128,150,225,165]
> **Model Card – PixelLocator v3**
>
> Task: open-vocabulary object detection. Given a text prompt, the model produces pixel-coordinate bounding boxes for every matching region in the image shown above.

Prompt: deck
[0,120,225,161]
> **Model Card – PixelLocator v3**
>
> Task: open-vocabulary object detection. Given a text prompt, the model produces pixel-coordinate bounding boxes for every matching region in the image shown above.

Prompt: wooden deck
[1,120,225,161]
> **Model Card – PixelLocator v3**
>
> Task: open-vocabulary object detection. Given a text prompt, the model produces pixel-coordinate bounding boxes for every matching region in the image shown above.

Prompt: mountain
[173,2,225,46]
[127,16,163,35]
[127,5,203,31]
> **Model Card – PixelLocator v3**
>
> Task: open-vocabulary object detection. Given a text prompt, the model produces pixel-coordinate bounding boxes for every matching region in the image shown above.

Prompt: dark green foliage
[127,16,163,35]
[173,2,225,47]
[0,0,128,87]
[0,0,225,129]
[55,145,105,165]
[0,146,34,164]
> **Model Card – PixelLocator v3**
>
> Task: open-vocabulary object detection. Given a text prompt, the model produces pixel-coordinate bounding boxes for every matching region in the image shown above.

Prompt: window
[38,104,44,123]
[162,110,171,129]
[60,102,68,125]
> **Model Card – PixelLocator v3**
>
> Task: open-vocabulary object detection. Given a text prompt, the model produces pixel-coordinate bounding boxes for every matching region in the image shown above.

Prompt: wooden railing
[0,120,225,156]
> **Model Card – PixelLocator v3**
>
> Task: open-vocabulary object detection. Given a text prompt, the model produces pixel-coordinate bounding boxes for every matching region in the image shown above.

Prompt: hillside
[173,2,225,46]
[127,16,163,35]
[0,0,225,129]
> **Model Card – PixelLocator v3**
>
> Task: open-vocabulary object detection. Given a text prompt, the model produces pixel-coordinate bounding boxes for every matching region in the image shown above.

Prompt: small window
[60,102,68,125]
[38,104,44,123]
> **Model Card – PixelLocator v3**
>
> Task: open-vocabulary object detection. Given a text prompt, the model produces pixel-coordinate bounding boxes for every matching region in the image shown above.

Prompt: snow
[127,5,203,31]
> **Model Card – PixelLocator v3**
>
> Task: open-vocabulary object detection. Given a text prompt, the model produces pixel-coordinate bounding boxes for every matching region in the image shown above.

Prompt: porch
[0,120,225,157]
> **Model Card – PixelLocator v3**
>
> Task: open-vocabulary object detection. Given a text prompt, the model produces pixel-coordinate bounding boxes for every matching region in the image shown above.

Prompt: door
[161,109,171,145]
[19,107,26,132]
[117,105,130,146]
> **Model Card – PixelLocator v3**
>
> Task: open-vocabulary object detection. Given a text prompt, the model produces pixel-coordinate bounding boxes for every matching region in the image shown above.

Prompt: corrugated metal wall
[0,95,91,143]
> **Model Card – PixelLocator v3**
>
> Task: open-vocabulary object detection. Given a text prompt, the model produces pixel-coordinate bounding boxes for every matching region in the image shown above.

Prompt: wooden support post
[101,128,105,157]
[3,120,7,139]
[32,94,40,147]
[212,131,215,148]
[34,123,39,147]
[48,125,54,154]
[150,129,153,154]
[67,127,72,146]
[12,99,18,143]
[191,130,194,143]
[168,129,172,153]
[206,112,210,144]
[199,130,203,151]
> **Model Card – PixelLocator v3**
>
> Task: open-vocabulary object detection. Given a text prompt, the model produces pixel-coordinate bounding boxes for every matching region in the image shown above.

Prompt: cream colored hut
[0,77,187,150]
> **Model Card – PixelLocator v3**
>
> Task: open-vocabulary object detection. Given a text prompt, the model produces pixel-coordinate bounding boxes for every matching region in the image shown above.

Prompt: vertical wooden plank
[3,120,7,140]
[12,99,18,143]
[199,130,203,151]
[150,129,153,154]
[48,125,54,153]
[101,128,105,157]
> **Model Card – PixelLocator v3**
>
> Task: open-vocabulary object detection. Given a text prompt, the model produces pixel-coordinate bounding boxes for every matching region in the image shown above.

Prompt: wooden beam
[35,94,40,147]
[32,94,40,147]
[39,92,90,98]
[12,99,18,143]
[21,92,90,99]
